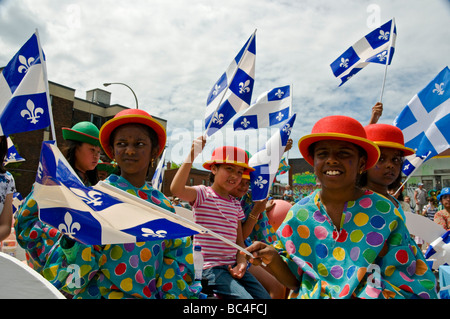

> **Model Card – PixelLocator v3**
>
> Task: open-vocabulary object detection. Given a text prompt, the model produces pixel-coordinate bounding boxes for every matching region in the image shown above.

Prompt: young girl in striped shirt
[170,136,270,299]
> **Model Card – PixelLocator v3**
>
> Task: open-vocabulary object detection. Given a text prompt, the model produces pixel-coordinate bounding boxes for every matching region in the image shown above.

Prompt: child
[170,137,270,299]
[15,122,100,273]
[246,115,437,299]
[42,109,201,299]
[360,124,415,218]
[435,188,450,230]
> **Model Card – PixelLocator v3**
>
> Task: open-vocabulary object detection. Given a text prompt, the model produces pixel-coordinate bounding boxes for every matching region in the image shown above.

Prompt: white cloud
[1,0,449,166]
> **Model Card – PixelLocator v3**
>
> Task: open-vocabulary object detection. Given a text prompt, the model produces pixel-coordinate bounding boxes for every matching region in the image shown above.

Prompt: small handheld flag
[205,31,256,136]
[233,85,291,131]
[249,113,296,201]
[330,19,396,86]
[0,31,54,137]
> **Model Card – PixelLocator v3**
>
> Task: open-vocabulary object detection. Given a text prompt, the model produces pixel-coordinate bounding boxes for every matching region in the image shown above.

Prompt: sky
[1,0,449,181]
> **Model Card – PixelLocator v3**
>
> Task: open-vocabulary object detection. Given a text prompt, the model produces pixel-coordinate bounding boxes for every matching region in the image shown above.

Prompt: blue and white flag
[233,85,291,131]
[4,136,25,165]
[394,66,450,176]
[151,149,166,191]
[249,113,296,201]
[425,230,450,268]
[34,141,254,255]
[0,32,51,135]
[204,31,256,136]
[330,19,396,86]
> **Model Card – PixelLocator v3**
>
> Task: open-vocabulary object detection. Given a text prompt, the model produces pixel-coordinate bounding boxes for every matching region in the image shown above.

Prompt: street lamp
[103,82,139,109]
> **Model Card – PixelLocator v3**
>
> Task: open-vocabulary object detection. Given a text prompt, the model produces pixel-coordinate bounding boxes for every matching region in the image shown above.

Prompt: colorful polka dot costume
[275,189,437,299]
[240,192,277,246]
[42,174,202,299]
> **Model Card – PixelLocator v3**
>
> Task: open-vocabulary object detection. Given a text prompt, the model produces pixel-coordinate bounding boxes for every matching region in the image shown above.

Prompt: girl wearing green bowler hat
[14,122,101,276]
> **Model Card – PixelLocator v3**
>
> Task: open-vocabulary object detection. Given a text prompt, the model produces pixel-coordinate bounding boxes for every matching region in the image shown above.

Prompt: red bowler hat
[203,146,255,172]
[99,109,166,159]
[298,115,380,170]
[364,124,415,156]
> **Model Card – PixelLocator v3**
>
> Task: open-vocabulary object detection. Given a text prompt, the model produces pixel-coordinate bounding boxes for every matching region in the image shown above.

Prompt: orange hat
[99,109,166,159]
[364,124,415,156]
[298,115,380,170]
[203,146,255,172]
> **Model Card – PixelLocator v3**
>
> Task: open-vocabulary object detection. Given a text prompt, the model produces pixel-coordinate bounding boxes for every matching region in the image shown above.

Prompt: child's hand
[186,136,206,163]
[228,259,247,279]
[244,241,278,267]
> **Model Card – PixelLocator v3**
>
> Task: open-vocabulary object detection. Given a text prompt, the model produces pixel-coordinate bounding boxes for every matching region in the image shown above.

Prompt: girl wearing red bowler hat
[171,137,270,299]
[246,115,437,299]
[360,124,415,214]
[41,109,201,299]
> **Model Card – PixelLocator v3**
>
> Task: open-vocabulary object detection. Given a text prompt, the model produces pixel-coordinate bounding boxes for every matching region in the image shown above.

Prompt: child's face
[442,195,450,208]
[230,178,251,198]
[112,124,155,177]
[313,140,365,191]
[74,142,101,172]
[366,147,402,188]
[211,164,244,195]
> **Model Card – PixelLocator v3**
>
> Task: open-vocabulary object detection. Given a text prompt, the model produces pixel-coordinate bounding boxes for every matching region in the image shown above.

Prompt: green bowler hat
[62,121,100,146]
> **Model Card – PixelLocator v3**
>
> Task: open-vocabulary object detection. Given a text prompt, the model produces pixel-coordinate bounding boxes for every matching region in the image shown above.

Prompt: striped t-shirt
[192,185,245,269]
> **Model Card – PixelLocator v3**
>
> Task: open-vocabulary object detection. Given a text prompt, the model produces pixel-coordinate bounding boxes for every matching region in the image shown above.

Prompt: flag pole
[379,18,395,104]
[35,28,57,145]
[204,29,257,138]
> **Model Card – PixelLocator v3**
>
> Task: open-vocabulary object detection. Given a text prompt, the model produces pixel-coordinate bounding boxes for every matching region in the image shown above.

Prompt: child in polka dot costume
[246,116,437,299]
[41,109,201,299]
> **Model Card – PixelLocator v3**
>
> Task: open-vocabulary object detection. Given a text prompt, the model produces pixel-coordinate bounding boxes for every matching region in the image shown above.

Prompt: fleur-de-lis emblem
[141,228,167,238]
[7,153,17,160]
[432,82,445,95]
[254,176,268,189]
[340,57,349,68]
[20,99,45,124]
[212,113,224,125]
[71,188,103,206]
[282,124,292,136]
[58,212,81,236]
[276,112,284,122]
[275,89,284,99]
[239,80,251,94]
[378,30,390,41]
[18,55,35,74]
[212,83,221,96]
[377,51,388,62]
[241,117,251,128]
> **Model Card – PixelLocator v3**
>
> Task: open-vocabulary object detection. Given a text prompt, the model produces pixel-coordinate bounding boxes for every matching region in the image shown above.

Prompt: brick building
[161,163,211,198]
[7,81,167,197]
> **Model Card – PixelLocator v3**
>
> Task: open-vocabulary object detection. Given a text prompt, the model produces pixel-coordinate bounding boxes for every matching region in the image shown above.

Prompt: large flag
[330,19,396,86]
[34,141,253,257]
[233,85,291,131]
[204,31,256,136]
[0,32,52,136]
[393,66,450,176]
[151,149,166,191]
[249,113,296,201]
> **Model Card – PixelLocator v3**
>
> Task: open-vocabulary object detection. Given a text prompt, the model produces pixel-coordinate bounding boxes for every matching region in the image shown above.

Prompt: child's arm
[170,136,206,203]
[245,241,300,291]
[228,221,248,279]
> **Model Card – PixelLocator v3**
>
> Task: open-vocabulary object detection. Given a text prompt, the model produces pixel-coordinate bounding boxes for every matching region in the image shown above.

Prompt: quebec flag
[34,141,203,245]
[34,141,251,253]
[249,113,296,201]
[0,32,51,135]
[330,19,396,86]
[5,136,25,165]
[204,31,256,136]
[394,66,450,176]
[233,85,291,131]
